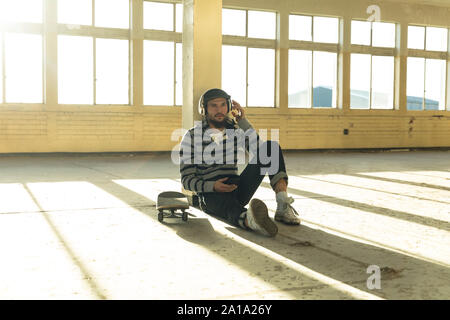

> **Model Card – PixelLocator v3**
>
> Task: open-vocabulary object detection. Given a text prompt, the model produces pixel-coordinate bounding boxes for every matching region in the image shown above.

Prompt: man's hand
[230,100,245,121]
[213,177,238,192]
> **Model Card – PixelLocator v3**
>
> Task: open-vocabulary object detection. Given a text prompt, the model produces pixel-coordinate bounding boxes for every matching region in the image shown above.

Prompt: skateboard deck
[156,191,190,222]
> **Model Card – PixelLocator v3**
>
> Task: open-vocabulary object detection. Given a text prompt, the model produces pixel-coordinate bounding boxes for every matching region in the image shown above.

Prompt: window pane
[408,26,425,50]
[350,54,371,109]
[372,56,394,109]
[289,15,312,41]
[313,51,336,108]
[143,40,174,105]
[313,17,338,43]
[288,50,312,108]
[0,0,43,23]
[58,35,93,104]
[96,39,129,105]
[407,57,424,110]
[175,4,183,33]
[144,1,173,31]
[248,48,274,107]
[351,20,371,45]
[222,45,246,106]
[95,0,129,29]
[426,27,448,51]
[58,0,92,25]
[5,33,42,103]
[248,10,276,39]
[222,9,246,37]
[425,59,446,110]
[372,22,395,48]
[176,43,183,106]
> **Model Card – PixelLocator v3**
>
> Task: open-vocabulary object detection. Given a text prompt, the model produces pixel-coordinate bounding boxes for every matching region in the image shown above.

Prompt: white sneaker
[275,197,301,225]
[246,199,278,237]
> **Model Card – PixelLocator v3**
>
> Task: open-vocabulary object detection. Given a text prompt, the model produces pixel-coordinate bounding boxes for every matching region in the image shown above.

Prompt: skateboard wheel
[158,211,164,222]
[182,212,188,222]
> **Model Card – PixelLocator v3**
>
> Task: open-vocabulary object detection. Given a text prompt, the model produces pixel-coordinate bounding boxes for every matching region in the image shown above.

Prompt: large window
[0,0,43,104]
[57,0,130,105]
[407,26,448,111]
[1,0,184,107]
[350,20,396,109]
[222,8,276,107]
[288,15,339,108]
[1,1,449,113]
[143,1,183,106]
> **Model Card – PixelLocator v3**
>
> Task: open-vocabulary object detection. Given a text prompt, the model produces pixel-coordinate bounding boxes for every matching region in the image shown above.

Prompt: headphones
[198,88,232,116]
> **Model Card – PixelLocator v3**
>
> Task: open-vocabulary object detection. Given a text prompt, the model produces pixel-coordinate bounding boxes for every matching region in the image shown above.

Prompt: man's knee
[258,140,281,175]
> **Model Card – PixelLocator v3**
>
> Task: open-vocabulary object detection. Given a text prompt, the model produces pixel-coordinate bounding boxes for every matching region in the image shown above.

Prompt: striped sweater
[179,117,258,194]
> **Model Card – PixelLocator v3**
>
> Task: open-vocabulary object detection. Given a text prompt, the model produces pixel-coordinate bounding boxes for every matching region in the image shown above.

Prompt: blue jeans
[198,140,288,227]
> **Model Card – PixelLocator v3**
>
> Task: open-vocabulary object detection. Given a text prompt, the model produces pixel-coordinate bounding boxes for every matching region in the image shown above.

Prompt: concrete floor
[0,149,449,300]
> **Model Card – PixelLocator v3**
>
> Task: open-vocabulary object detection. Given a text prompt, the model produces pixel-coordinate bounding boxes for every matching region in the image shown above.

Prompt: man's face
[206,97,228,128]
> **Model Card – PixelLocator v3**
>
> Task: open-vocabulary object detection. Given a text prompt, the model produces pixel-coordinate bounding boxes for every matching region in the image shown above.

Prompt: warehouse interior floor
[0,149,449,299]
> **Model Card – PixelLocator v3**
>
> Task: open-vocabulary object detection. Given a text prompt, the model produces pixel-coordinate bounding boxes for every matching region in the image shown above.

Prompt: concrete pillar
[339,17,351,111]
[276,9,289,111]
[276,7,289,147]
[395,22,408,112]
[182,0,223,130]
[131,0,143,108]
[447,29,450,111]
[44,0,58,147]
[44,0,57,106]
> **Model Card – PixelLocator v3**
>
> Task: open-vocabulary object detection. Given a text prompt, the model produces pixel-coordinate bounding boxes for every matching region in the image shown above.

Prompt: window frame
[406,24,449,111]
[288,13,340,109]
[56,0,131,106]
[0,0,184,108]
[222,7,277,108]
[142,0,183,107]
[349,19,396,110]
[0,17,44,105]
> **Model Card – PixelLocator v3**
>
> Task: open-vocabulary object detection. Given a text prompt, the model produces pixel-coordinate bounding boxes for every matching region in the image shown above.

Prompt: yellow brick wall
[0,108,448,153]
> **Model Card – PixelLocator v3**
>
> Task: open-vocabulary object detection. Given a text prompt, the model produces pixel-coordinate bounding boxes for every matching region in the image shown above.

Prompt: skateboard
[156,191,190,222]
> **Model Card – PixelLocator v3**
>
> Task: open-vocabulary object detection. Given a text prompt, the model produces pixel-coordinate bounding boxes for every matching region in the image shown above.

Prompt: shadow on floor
[93,180,450,299]
[346,173,450,193]
[260,180,450,232]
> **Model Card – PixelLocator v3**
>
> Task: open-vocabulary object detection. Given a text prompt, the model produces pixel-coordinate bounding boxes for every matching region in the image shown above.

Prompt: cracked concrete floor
[0,150,449,299]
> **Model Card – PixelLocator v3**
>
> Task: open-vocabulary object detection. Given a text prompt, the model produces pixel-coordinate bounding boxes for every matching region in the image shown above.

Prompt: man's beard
[207,114,227,128]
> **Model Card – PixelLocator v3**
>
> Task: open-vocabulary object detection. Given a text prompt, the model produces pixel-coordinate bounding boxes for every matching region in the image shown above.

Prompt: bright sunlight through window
[248,11,276,39]
[288,50,312,107]
[351,20,371,46]
[96,39,129,105]
[144,2,173,31]
[5,33,42,103]
[143,40,174,105]
[95,0,129,29]
[222,9,246,37]
[313,17,339,43]
[58,0,92,25]
[222,45,246,105]
[0,0,42,23]
[350,54,371,109]
[289,15,312,41]
[58,35,93,104]
[248,48,275,107]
